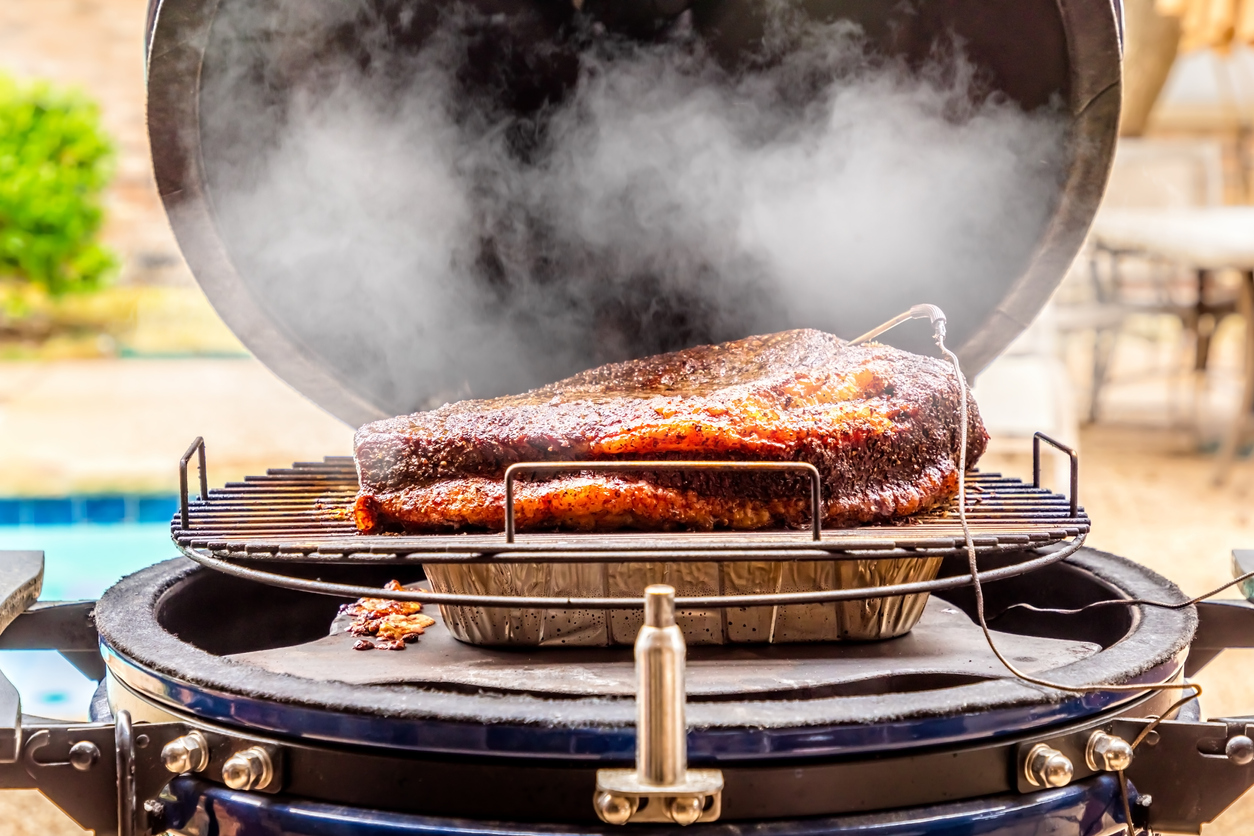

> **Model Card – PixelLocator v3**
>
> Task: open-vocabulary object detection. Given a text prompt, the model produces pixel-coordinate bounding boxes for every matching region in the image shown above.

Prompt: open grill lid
[145,0,1121,426]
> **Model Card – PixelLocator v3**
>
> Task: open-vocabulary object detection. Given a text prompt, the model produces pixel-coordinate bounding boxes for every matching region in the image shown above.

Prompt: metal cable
[987,571,1254,621]
[928,315,1200,836]
[939,322,1201,701]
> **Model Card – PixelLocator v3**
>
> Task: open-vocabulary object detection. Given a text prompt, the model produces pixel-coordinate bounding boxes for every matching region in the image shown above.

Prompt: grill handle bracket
[504,461,822,544]
[179,437,208,531]
[595,585,723,825]
[1032,432,1079,518]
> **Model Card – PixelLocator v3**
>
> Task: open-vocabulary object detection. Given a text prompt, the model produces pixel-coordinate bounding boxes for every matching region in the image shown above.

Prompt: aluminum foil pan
[424,557,942,646]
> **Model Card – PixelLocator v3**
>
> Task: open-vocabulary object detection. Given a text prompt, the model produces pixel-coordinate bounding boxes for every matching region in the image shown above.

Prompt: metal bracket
[1032,432,1079,519]
[1013,591,1254,833]
[0,600,105,681]
[0,550,43,763]
[1184,597,1254,676]
[179,436,208,531]
[1011,712,1254,834]
[594,586,722,825]
[1112,717,1254,834]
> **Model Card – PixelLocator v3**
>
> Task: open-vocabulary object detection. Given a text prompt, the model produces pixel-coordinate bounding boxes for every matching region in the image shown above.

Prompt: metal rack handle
[504,460,823,543]
[179,437,208,531]
[1032,432,1079,519]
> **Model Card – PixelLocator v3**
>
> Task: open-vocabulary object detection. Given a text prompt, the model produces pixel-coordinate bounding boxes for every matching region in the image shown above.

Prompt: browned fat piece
[352,329,988,533]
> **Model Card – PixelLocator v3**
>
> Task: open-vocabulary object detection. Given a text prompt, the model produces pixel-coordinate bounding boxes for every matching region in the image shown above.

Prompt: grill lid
[146,0,1121,426]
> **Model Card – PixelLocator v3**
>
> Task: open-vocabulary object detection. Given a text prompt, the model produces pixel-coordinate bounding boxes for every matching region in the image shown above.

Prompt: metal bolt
[161,731,209,774]
[1226,735,1254,765]
[1086,731,1134,772]
[668,795,703,826]
[1025,744,1074,788]
[594,792,636,825]
[68,741,100,772]
[222,746,274,791]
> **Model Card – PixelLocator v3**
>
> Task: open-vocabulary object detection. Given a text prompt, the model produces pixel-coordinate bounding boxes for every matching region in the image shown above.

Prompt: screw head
[1025,744,1074,788]
[594,792,636,825]
[1086,731,1134,772]
[668,795,704,826]
[68,741,100,772]
[1227,735,1254,765]
[222,747,274,791]
[161,732,209,774]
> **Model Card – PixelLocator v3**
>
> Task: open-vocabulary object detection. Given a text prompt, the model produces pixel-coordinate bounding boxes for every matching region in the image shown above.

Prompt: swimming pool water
[0,522,179,600]
[0,522,178,719]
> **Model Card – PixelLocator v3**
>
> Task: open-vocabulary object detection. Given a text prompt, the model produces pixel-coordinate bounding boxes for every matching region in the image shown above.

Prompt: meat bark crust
[352,329,988,533]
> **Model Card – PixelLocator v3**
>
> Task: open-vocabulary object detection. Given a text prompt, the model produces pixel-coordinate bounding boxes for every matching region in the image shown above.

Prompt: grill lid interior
[146,0,1121,425]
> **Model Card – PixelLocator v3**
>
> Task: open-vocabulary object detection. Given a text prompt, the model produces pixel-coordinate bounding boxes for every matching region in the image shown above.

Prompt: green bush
[0,73,115,297]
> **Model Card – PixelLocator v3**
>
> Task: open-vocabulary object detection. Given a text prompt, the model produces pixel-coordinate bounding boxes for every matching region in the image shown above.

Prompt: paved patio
[0,357,352,496]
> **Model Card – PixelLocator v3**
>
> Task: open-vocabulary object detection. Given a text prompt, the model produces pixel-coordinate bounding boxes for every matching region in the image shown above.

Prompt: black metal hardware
[0,550,288,834]
[1014,594,1254,833]
[1113,716,1254,834]
[1184,599,1254,676]
[179,436,208,531]
[1032,432,1079,518]
[505,460,823,543]
[0,550,42,763]
[0,600,105,681]
[12,722,122,834]
[0,656,16,766]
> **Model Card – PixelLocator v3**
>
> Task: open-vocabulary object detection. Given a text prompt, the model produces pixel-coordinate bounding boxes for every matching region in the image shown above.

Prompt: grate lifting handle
[504,461,823,544]
[179,437,208,531]
[1032,432,1078,519]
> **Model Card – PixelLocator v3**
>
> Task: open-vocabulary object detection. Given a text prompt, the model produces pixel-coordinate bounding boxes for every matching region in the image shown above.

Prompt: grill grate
[171,442,1088,565]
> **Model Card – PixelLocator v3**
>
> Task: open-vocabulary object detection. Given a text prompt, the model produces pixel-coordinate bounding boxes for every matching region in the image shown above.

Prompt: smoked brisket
[352,329,987,533]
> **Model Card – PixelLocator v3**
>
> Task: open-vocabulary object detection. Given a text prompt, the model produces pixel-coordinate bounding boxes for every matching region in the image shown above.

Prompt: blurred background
[2,0,1254,832]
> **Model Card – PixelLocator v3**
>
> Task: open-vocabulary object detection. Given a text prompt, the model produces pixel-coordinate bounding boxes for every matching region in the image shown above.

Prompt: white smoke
[199,1,1068,418]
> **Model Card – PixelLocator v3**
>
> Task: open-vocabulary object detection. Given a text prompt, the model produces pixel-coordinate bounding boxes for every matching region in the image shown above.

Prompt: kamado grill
[8,0,1254,835]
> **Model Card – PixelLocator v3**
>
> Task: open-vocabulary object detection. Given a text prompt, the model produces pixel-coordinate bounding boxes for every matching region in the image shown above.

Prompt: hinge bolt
[161,731,209,774]
[1226,735,1254,765]
[594,792,636,825]
[669,796,704,826]
[1025,744,1074,788]
[222,746,274,791]
[1086,731,1134,772]
[68,741,100,771]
